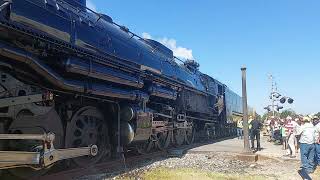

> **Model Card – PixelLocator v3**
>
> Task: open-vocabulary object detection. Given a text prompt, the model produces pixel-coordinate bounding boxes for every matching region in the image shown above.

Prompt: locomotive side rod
[0,133,98,170]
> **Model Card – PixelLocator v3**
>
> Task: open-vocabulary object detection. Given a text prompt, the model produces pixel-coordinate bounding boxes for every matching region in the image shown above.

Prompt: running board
[0,133,98,170]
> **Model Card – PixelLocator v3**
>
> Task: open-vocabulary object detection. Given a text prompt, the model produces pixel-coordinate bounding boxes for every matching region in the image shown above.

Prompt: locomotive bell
[120,123,134,145]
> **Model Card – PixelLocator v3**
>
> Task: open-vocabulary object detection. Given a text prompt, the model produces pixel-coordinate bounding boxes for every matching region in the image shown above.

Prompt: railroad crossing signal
[280,97,294,104]
[264,75,294,115]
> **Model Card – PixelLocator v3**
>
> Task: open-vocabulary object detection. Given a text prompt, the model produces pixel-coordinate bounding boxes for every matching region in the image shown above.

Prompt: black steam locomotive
[0,0,242,178]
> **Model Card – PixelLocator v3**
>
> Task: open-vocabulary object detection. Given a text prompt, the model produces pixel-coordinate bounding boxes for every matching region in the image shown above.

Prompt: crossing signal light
[277,106,283,111]
[264,106,271,112]
[274,93,281,98]
[288,98,294,104]
[280,97,286,104]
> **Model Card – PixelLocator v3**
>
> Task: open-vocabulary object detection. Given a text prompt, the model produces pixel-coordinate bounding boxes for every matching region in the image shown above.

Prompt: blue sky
[87,0,320,115]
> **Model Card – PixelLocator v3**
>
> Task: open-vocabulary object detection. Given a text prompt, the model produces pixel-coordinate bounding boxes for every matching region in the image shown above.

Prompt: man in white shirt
[296,117,316,174]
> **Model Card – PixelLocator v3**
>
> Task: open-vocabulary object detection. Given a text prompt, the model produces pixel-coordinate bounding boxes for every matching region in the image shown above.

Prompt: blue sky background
[87,0,320,115]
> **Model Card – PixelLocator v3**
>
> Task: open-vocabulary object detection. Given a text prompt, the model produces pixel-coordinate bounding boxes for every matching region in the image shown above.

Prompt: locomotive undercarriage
[0,69,202,179]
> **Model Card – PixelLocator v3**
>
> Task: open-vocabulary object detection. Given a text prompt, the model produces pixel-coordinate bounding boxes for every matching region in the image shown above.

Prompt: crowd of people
[267,115,320,174]
[236,115,320,175]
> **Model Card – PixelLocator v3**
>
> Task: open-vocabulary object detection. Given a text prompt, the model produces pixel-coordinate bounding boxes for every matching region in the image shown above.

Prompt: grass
[135,167,267,180]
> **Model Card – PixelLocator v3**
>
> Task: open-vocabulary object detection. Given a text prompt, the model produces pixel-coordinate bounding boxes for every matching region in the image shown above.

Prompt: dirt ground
[79,136,320,180]
[114,152,320,180]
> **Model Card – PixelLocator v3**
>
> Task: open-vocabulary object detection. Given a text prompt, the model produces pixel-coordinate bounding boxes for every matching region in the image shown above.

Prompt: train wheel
[156,131,171,150]
[136,138,154,154]
[65,106,109,167]
[185,126,195,145]
[7,108,64,179]
[173,129,185,147]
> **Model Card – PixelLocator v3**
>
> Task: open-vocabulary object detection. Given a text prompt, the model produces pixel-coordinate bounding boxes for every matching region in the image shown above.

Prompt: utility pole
[241,67,250,152]
[270,75,276,116]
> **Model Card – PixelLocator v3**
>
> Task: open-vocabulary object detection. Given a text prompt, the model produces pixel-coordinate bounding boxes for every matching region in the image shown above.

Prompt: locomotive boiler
[0,0,243,178]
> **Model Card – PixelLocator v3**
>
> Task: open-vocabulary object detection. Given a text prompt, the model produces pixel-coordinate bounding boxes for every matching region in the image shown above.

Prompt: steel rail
[38,151,166,180]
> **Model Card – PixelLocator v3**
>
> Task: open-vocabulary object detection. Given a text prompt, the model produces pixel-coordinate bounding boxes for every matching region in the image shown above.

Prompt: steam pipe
[64,58,144,88]
[0,43,139,101]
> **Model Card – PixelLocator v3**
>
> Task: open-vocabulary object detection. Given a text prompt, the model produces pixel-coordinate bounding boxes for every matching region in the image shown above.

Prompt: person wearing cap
[296,116,316,174]
[285,116,296,157]
[293,118,301,154]
[313,116,320,166]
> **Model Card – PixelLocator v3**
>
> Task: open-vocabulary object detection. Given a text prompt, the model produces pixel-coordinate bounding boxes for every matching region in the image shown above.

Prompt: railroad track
[0,136,237,180]
[37,150,167,180]
[36,136,236,180]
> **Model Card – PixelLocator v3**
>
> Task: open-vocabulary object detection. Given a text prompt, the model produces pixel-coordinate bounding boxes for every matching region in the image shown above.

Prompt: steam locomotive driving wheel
[136,138,154,154]
[173,129,185,147]
[65,106,110,167]
[185,124,195,145]
[7,108,64,179]
[156,130,171,150]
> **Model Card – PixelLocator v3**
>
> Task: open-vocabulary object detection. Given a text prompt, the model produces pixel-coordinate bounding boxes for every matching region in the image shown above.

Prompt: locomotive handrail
[174,56,186,64]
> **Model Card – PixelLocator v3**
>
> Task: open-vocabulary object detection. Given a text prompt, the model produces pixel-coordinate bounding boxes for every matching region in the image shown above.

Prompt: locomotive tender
[0,0,242,178]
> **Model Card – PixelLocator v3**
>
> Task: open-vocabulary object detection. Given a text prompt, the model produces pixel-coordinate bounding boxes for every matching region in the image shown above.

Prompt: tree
[279,109,297,119]
[262,112,270,121]
[261,109,297,120]
[315,112,320,117]
[262,111,280,121]
[255,113,262,121]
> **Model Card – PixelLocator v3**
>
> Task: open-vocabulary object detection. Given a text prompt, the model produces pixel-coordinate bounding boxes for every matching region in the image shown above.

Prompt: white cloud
[87,0,97,11]
[142,32,152,39]
[142,32,194,60]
